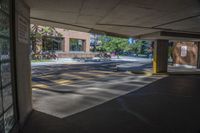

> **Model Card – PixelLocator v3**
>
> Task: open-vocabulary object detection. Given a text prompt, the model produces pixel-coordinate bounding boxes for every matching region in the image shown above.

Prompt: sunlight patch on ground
[32,83,49,90]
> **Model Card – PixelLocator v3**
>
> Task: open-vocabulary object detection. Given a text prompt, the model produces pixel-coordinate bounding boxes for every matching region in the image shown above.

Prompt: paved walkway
[24,75,200,133]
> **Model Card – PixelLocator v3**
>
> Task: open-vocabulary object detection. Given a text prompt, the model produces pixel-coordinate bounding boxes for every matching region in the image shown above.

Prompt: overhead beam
[31,17,91,30]
[96,23,200,35]
[160,31,200,39]
[137,31,200,41]
[153,14,200,28]
[31,17,130,38]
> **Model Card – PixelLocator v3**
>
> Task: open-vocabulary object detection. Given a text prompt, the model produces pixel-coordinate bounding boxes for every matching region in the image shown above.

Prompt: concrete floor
[23,75,200,133]
[168,65,200,74]
[32,62,163,118]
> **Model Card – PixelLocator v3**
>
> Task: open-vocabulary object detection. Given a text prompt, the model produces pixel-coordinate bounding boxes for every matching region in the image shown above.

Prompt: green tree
[129,40,143,54]
[30,25,62,53]
[96,35,150,55]
[128,40,151,56]
[97,35,129,53]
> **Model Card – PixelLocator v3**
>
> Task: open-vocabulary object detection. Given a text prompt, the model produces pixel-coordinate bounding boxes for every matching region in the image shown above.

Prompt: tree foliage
[30,24,62,53]
[128,40,150,55]
[97,35,129,52]
[96,35,151,55]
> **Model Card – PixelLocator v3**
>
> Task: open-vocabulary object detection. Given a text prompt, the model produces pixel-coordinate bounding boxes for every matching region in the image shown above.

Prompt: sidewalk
[31,57,152,67]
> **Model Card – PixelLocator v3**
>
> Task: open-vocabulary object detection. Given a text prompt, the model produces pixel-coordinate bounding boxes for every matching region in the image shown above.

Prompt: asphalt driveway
[32,62,163,118]
[24,74,200,133]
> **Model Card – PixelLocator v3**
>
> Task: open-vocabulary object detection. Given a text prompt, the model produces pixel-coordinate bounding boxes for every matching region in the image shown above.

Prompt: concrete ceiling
[25,0,200,40]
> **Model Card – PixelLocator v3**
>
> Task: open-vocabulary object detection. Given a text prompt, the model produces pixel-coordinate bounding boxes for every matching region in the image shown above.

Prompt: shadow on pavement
[24,75,200,133]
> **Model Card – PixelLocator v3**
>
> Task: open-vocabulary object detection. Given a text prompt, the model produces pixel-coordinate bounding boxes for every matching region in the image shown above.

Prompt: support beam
[197,42,200,69]
[153,40,169,73]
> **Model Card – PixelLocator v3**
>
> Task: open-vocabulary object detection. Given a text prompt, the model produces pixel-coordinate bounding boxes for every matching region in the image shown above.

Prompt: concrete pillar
[85,36,90,53]
[15,0,32,127]
[197,42,200,69]
[153,40,169,73]
[64,36,70,52]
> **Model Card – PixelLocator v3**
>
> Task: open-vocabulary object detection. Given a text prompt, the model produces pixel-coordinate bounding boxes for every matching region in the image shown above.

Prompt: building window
[70,38,85,52]
[42,36,64,52]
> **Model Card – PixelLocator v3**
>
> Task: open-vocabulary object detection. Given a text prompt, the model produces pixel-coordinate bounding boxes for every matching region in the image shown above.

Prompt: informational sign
[18,15,29,44]
[181,46,187,57]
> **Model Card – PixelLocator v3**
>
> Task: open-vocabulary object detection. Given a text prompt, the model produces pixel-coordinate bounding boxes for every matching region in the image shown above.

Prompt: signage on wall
[18,15,29,44]
[181,46,187,57]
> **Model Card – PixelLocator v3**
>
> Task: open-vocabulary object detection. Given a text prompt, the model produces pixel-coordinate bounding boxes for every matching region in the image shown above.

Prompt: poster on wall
[181,46,187,57]
[18,15,29,44]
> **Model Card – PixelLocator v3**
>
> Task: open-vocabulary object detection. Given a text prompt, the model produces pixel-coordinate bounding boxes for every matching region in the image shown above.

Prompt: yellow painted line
[32,84,49,89]
[53,79,73,85]
[32,88,38,91]
[130,71,153,76]
[40,75,53,78]
[145,72,153,77]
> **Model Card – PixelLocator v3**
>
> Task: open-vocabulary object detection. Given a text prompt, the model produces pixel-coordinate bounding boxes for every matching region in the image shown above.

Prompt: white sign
[18,16,29,44]
[181,46,187,57]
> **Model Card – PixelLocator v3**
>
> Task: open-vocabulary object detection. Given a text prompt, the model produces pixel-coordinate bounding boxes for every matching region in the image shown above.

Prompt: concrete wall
[173,42,198,67]
[15,0,32,127]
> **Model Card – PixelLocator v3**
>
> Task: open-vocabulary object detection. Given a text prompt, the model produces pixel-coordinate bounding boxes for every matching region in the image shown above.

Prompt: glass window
[4,106,14,133]
[0,116,4,133]
[42,36,64,52]
[3,85,13,110]
[0,0,16,133]
[0,90,2,115]
[70,38,85,52]
[0,11,10,37]
[0,38,10,61]
[0,0,9,14]
[1,63,11,87]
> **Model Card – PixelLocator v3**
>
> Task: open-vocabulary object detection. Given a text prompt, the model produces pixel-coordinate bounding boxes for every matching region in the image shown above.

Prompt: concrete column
[197,42,200,69]
[85,37,90,53]
[15,0,32,127]
[64,36,70,52]
[153,40,169,73]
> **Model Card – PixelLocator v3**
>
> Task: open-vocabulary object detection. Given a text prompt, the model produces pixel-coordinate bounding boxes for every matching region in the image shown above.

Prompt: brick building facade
[33,26,96,58]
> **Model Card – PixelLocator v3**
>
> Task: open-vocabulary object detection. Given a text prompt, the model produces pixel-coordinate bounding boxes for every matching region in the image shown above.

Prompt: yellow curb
[130,71,153,76]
